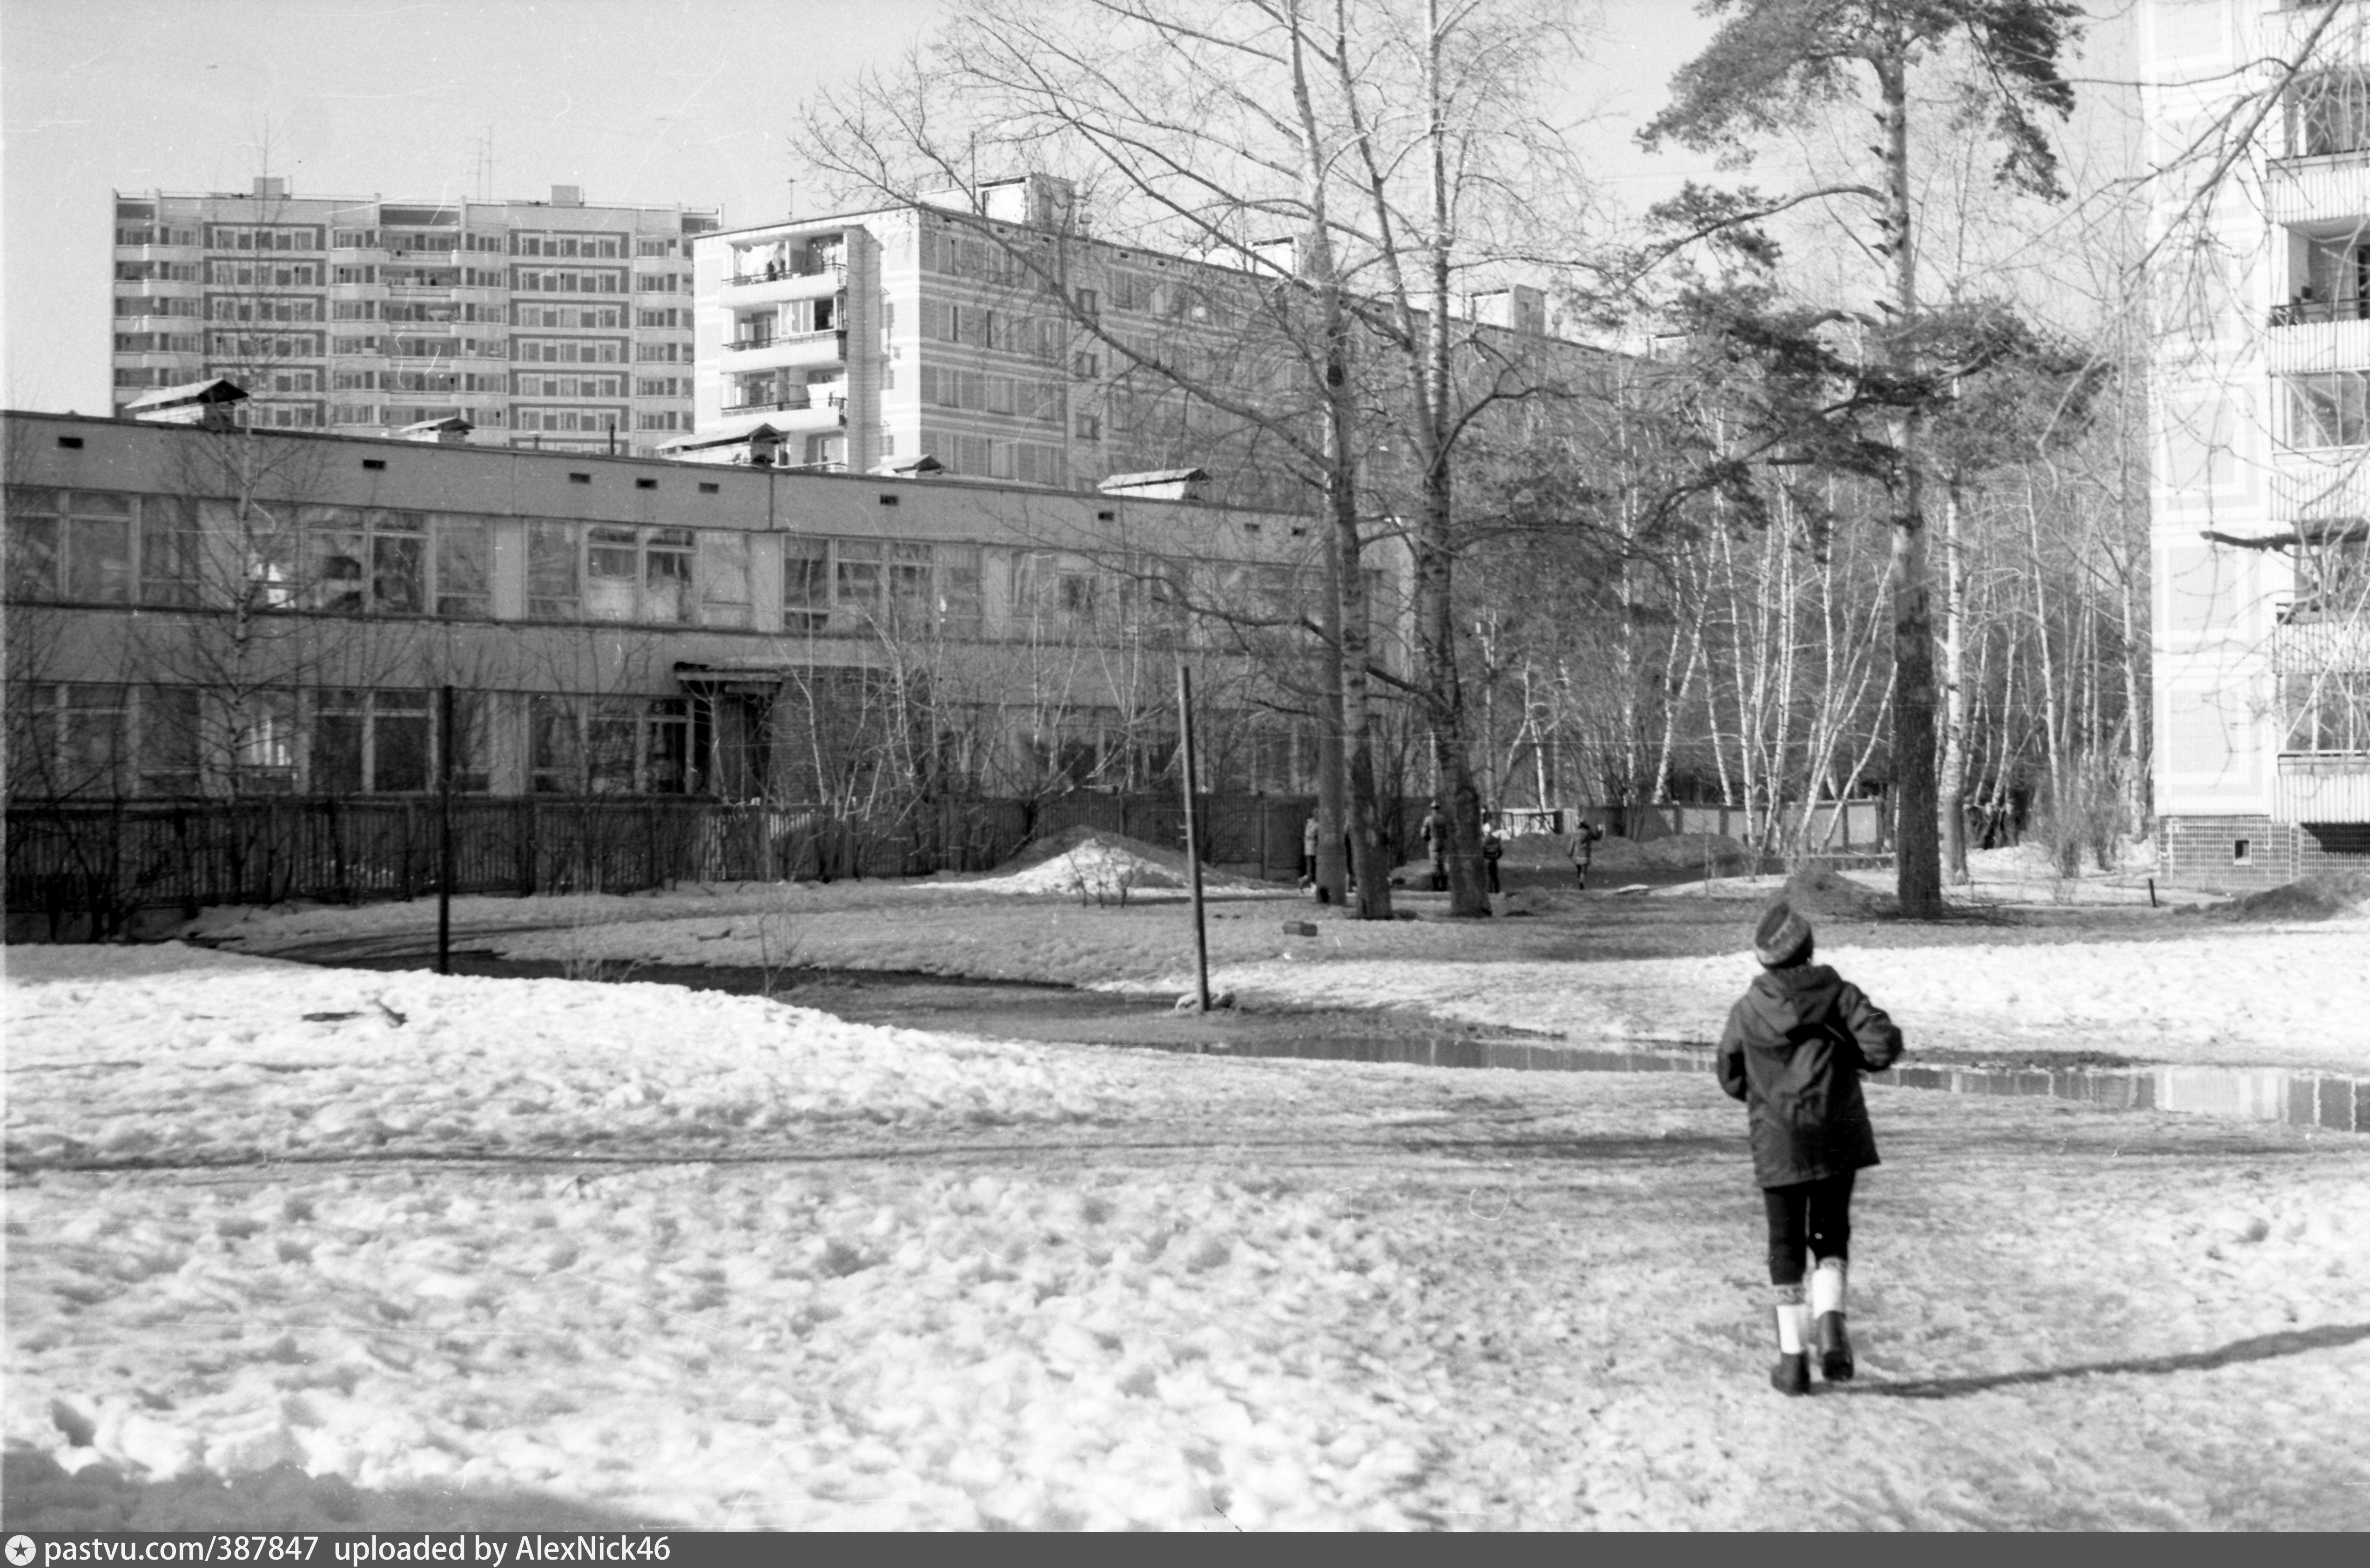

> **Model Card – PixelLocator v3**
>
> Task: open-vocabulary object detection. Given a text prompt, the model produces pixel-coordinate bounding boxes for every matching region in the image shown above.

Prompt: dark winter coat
[1716,963,1904,1188]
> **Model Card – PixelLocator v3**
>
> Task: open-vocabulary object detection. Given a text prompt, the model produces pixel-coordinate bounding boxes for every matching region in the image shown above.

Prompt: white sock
[1810,1259,1847,1318]
[1774,1303,1806,1353]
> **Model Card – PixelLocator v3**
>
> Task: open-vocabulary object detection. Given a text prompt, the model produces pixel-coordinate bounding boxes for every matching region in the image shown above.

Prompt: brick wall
[2157,815,2297,892]
[2160,816,2370,891]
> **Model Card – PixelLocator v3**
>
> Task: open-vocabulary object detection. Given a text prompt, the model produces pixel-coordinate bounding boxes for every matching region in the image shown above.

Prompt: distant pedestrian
[1301,812,1319,890]
[1566,819,1604,888]
[1420,800,1449,892]
[1717,901,1905,1396]
[1481,812,1504,895]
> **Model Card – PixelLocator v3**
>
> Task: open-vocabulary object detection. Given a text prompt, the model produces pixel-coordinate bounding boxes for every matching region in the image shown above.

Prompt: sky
[0,1,2137,417]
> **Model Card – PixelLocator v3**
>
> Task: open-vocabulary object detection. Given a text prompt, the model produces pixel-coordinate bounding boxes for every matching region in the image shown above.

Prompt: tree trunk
[1413,0,1488,916]
[1938,470,1971,883]
[1286,13,1391,919]
[1880,52,1944,918]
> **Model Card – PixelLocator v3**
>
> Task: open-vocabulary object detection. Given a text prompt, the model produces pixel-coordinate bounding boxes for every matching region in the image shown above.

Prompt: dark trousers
[1762,1170,1855,1286]
[1485,859,1501,894]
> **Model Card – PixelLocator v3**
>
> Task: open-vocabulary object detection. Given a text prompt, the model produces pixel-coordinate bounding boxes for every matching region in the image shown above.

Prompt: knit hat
[1753,900,1814,968]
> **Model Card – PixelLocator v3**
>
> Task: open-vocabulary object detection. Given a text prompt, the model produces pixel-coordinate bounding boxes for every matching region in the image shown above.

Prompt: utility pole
[1176,664,1211,1011]
[438,683,455,974]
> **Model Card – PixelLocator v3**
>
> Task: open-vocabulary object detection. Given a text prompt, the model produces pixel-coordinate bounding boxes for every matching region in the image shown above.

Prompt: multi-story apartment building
[687,173,1556,506]
[3,403,1393,809]
[109,180,720,455]
[2142,1,2370,890]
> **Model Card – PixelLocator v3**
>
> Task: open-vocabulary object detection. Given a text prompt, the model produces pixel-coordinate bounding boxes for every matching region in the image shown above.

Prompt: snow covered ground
[7,942,2369,1529]
[178,845,2370,1073]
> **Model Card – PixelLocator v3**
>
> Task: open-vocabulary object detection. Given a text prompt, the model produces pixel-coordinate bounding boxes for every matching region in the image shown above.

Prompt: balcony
[2266,299,2370,373]
[717,328,845,374]
[719,383,847,430]
[2272,753,2370,822]
[2274,618,2370,674]
[2270,451,2370,522]
[720,262,846,306]
[2266,152,2370,227]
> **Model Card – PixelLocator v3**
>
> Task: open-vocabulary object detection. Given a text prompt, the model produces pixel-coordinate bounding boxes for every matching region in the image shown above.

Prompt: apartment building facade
[3,408,1390,808]
[688,174,1557,507]
[109,181,720,455]
[2142,0,2370,889]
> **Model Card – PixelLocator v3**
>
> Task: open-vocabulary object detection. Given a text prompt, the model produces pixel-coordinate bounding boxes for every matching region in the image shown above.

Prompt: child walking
[1716,900,1904,1395]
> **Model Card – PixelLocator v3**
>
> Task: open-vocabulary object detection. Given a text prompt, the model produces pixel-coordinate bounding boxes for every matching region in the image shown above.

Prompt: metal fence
[3,792,1430,939]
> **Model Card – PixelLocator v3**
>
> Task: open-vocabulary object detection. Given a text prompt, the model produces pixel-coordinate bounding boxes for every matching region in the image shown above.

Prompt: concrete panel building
[109,181,721,455]
[2142,0,2370,888]
[689,174,1561,506]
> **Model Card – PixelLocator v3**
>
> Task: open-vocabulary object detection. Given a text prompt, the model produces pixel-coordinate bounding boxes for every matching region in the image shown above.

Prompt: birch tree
[1642,0,2083,916]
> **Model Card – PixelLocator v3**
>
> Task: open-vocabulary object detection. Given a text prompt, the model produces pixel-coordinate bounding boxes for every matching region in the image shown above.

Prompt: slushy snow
[12,855,2370,1529]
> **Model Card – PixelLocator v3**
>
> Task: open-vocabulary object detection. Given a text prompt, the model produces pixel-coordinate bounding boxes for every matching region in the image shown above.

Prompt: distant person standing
[1566,819,1605,888]
[1420,800,1449,891]
[1301,812,1319,890]
[1481,812,1504,895]
[1717,901,1905,1396]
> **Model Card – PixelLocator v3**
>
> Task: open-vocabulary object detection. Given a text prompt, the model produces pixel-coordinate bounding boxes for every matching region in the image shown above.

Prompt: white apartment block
[2143,0,2370,889]
[688,174,1553,508]
[110,180,721,454]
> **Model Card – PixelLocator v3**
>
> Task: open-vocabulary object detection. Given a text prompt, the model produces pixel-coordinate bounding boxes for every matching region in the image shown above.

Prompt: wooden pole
[438,683,454,975]
[1176,664,1211,1011]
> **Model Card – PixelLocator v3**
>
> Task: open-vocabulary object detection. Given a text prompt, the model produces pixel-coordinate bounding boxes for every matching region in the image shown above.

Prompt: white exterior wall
[2142,0,2364,824]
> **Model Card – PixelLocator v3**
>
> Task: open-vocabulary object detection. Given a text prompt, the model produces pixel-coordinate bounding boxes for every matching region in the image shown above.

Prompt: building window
[311,688,434,794]
[530,695,688,794]
[300,507,429,615]
[4,489,134,604]
[2289,69,2370,158]
[233,690,300,794]
[2281,672,2370,755]
[140,686,202,797]
[585,525,693,624]
[782,537,830,633]
[834,538,883,623]
[699,531,751,629]
[2286,371,2370,449]
[6,683,128,798]
[528,522,581,619]
[436,518,492,617]
[2232,838,2252,865]
[139,497,203,607]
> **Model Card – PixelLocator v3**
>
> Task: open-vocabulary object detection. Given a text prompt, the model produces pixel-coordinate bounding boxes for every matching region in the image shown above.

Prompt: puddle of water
[295,950,2365,1136]
[1178,1037,2363,1135]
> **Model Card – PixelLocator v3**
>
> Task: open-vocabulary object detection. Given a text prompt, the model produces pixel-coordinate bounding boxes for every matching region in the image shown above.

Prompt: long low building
[3,406,1398,808]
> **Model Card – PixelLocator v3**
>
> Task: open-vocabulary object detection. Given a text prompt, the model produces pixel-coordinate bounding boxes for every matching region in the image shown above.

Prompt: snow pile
[4,944,1117,1171]
[957,838,1191,897]
[936,834,1262,899]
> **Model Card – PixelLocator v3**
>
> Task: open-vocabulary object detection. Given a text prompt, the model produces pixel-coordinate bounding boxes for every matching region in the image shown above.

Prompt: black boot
[1770,1351,1810,1396]
[1810,1258,1852,1381]
[1816,1312,1854,1382]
